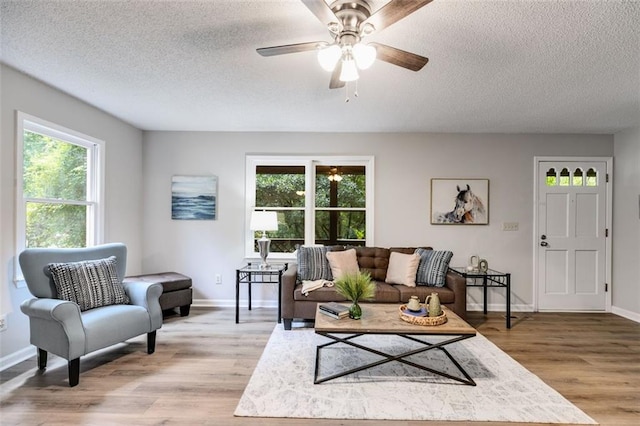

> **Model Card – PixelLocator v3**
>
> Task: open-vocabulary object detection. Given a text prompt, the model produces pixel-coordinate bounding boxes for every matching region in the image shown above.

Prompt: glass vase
[349,301,362,320]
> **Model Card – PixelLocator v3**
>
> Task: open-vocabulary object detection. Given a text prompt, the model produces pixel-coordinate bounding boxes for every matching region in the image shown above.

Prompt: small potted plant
[334,271,375,319]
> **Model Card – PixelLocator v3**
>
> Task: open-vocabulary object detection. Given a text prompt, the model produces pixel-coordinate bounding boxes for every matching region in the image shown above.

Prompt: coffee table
[314,303,477,385]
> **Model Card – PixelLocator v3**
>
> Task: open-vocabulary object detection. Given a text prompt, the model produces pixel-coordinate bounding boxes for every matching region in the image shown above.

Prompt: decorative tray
[399,304,448,326]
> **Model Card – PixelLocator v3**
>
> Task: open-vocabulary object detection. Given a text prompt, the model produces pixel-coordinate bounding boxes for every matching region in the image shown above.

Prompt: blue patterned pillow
[296,246,333,281]
[415,249,453,287]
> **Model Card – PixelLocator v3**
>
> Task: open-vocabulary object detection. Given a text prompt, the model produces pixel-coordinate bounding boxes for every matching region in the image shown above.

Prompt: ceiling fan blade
[301,0,338,26]
[329,61,345,89]
[257,41,323,57]
[369,42,428,72]
[364,0,433,33]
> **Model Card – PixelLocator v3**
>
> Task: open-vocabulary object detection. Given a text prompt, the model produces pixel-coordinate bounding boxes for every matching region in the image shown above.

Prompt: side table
[235,263,288,324]
[449,266,512,329]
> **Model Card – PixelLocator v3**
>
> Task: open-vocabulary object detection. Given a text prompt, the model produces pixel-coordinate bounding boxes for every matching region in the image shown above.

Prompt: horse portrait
[431,179,489,225]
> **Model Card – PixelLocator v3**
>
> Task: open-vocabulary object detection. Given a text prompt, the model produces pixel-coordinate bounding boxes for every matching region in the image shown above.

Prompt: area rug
[235,324,597,424]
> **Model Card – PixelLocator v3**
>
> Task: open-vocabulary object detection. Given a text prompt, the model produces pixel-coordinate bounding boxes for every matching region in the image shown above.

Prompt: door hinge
[605,283,609,292]
[606,173,609,183]
[605,228,609,237]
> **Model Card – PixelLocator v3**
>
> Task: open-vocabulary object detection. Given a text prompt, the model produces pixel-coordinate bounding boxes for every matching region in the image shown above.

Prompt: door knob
[541,235,547,240]
[540,241,548,247]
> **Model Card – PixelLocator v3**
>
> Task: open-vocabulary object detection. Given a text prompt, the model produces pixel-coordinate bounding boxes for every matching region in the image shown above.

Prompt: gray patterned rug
[235,324,596,423]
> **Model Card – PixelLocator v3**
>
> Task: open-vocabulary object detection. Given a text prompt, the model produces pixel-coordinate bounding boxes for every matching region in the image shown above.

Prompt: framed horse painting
[430,178,489,225]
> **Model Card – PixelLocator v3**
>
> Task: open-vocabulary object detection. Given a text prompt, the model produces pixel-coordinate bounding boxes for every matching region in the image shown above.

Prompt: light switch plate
[502,222,519,231]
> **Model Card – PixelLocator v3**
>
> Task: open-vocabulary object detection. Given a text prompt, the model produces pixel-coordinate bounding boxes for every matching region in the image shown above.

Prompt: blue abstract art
[171,175,217,220]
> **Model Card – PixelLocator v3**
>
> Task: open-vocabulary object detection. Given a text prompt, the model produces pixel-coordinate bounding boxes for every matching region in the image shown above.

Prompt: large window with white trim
[246,156,374,258]
[15,112,104,281]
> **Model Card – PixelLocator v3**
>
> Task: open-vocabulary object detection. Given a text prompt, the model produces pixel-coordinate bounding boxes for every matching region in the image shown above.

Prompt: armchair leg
[37,348,48,370]
[68,358,80,387]
[147,331,156,354]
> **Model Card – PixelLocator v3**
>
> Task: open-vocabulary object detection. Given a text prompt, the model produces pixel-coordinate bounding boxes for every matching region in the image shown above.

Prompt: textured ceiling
[1,0,639,133]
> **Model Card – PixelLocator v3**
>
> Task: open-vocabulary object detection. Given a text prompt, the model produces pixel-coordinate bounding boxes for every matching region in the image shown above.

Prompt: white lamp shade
[317,44,342,72]
[250,211,278,232]
[339,55,359,82]
[353,43,376,70]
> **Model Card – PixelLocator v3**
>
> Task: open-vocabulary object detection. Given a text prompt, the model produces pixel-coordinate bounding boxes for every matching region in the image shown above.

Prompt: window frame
[245,155,374,260]
[14,112,105,285]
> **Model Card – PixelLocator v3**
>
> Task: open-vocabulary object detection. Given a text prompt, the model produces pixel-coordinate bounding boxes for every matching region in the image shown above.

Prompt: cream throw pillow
[325,249,359,280]
[385,252,421,287]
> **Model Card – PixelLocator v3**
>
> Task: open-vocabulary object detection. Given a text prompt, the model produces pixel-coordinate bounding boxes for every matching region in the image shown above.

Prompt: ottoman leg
[180,305,191,317]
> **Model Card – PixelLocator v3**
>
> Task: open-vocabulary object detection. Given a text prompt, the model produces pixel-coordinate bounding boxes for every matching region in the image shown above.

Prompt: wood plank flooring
[1,307,639,425]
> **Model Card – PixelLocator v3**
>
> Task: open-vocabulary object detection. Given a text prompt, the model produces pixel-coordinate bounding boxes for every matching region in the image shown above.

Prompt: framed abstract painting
[171,175,217,220]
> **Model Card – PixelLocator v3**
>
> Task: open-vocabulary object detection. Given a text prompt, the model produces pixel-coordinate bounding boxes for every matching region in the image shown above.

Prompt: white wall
[612,126,640,319]
[0,65,144,364]
[141,131,613,311]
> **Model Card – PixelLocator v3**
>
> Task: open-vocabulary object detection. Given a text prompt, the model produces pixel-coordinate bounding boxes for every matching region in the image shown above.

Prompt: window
[15,112,104,282]
[246,156,374,258]
[545,166,600,187]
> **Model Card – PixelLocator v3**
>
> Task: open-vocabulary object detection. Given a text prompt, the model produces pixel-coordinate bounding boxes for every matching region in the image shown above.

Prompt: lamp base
[257,237,271,269]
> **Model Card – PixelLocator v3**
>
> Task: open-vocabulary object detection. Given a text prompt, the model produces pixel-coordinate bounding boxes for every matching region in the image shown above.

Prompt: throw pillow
[385,252,421,286]
[415,248,453,287]
[296,246,333,281]
[48,256,130,311]
[325,248,359,281]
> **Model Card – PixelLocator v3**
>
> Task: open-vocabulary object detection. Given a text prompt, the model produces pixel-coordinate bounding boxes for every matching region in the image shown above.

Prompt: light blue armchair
[19,243,163,387]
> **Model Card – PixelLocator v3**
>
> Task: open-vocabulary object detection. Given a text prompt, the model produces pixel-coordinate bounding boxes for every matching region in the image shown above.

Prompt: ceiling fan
[257,0,433,91]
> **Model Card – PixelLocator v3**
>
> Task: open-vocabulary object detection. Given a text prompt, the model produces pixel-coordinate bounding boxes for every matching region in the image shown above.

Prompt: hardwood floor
[1,307,639,425]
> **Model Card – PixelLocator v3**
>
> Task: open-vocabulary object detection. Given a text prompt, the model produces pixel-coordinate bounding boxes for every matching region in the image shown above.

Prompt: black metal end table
[449,266,512,329]
[235,263,288,324]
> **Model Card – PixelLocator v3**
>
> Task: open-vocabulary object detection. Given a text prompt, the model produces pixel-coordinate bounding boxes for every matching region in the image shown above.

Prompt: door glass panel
[586,168,598,186]
[572,168,583,186]
[559,168,570,186]
[546,168,557,186]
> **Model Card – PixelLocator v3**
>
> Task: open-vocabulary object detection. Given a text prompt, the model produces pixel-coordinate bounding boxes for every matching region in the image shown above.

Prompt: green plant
[334,271,375,302]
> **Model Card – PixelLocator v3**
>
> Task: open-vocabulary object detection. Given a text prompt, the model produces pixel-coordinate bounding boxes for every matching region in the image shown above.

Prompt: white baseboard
[612,305,640,323]
[193,299,278,309]
[0,346,36,372]
[467,303,533,313]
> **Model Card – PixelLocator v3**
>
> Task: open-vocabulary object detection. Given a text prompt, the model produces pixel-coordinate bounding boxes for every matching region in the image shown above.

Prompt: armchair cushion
[48,256,130,311]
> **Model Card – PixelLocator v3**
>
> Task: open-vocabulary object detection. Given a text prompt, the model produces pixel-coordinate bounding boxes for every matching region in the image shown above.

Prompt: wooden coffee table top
[315,303,476,336]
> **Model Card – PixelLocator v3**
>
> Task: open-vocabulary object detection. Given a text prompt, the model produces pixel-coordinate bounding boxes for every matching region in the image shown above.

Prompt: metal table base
[314,332,476,386]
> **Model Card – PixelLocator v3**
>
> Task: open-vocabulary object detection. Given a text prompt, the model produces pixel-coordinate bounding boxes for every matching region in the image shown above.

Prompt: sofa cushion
[385,252,420,286]
[415,248,453,287]
[326,248,359,280]
[49,256,130,312]
[294,285,349,302]
[355,247,390,281]
[296,246,333,281]
[372,282,402,303]
[395,284,455,304]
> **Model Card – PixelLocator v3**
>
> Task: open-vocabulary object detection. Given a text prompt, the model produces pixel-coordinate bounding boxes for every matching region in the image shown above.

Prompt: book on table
[319,302,350,319]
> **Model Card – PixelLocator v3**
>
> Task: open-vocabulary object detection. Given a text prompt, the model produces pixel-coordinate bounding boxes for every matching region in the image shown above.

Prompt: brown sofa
[281,246,466,330]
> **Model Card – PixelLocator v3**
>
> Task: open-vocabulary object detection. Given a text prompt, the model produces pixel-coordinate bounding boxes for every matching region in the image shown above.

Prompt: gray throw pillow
[296,246,333,281]
[48,256,130,311]
[415,248,453,287]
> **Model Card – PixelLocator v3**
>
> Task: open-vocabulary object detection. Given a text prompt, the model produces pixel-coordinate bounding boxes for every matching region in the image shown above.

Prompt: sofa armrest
[444,270,467,319]
[20,298,86,360]
[122,281,163,331]
[281,263,298,319]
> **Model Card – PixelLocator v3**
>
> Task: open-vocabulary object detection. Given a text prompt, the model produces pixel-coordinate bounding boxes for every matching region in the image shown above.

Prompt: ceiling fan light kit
[257,0,432,98]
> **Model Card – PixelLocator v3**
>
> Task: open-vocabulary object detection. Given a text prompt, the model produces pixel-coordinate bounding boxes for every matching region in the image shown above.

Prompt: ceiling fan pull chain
[345,83,350,103]
[354,79,359,98]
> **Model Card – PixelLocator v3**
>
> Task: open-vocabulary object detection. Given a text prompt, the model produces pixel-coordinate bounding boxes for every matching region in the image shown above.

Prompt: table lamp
[250,210,278,269]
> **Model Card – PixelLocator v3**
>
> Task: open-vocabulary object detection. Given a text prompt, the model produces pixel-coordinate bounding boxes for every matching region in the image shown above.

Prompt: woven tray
[399,304,448,326]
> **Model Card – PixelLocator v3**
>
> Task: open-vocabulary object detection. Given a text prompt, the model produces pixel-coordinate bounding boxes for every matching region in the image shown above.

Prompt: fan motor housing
[330,0,372,34]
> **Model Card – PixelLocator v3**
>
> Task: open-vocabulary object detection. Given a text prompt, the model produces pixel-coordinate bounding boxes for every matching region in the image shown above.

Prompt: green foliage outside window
[23,131,88,248]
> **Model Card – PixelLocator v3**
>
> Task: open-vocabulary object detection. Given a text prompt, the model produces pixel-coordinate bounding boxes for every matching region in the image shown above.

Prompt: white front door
[536,160,609,311]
